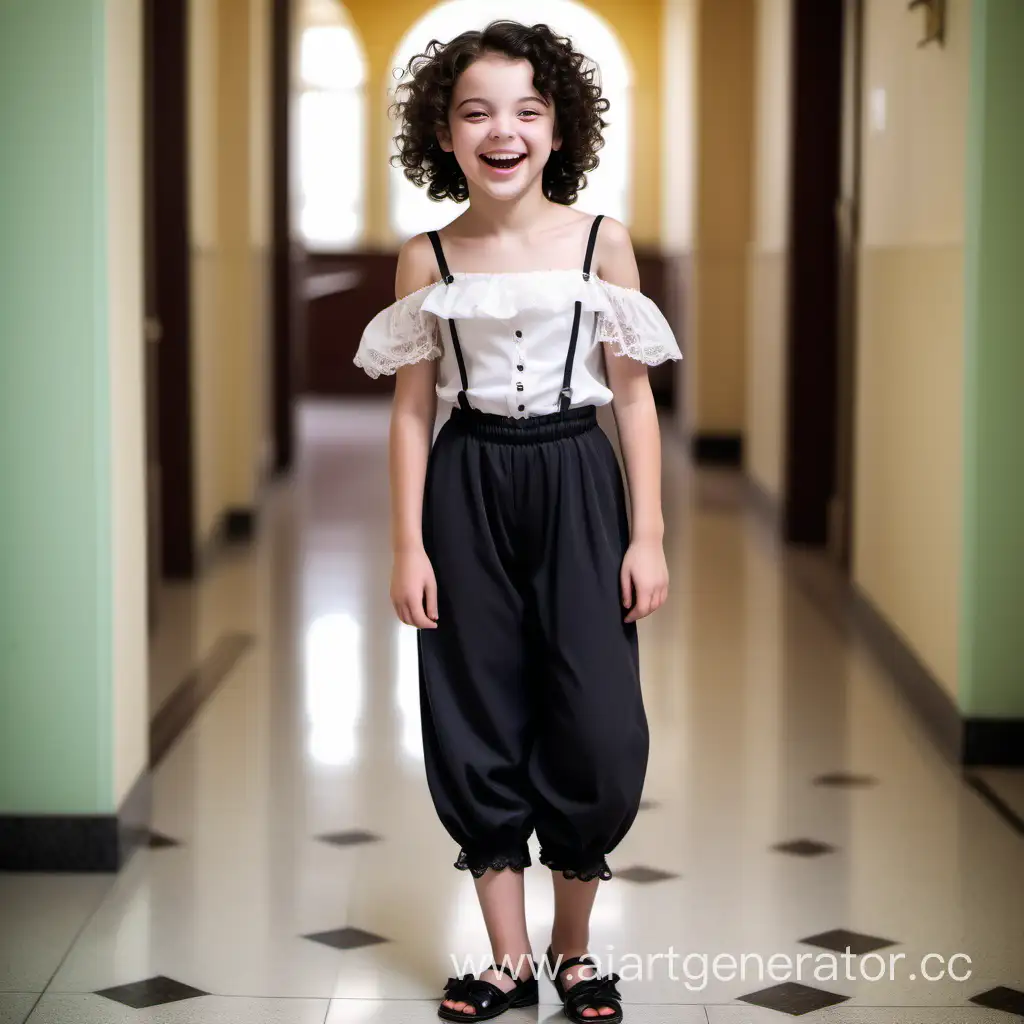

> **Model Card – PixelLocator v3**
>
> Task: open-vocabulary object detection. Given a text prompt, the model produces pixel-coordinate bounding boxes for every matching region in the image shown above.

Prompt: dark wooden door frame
[272,0,300,475]
[143,0,160,630]
[782,0,845,547]
[830,0,864,571]
[147,0,196,578]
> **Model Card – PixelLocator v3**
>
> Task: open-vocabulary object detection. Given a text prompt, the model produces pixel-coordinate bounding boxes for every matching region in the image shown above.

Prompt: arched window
[296,0,366,250]
[388,0,632,240]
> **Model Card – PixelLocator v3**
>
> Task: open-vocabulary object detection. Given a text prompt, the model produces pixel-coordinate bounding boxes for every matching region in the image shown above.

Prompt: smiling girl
[354,20,681,1023]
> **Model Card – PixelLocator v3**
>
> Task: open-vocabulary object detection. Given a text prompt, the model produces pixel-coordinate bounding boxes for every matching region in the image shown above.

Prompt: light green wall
[960,0,1024,718]
[0,0,114,813]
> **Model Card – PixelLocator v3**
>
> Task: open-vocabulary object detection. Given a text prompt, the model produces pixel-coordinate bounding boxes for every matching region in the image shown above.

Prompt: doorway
[783,0,860,569]
[144,0,196,582]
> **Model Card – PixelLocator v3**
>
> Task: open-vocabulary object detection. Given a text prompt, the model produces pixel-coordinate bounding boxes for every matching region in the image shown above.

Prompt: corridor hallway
[1,401,1022,1024]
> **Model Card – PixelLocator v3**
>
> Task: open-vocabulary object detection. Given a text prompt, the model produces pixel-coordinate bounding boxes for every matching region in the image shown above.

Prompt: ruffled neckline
[405,268,641,320]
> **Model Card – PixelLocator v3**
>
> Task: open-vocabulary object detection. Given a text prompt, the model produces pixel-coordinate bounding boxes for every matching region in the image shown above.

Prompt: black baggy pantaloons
[418,405,649,881]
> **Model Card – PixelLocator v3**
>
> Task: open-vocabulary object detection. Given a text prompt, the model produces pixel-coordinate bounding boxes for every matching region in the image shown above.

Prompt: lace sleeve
[595,284,682,366]
[353,286,443,379]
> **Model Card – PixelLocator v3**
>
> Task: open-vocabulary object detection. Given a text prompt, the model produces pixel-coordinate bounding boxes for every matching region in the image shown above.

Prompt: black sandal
[544,946,623,1023]
[438,959,539,1021]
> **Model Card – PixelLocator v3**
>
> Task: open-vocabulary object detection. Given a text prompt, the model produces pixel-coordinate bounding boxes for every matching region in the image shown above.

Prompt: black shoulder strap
[426,230,454,284]
[582,214,604,281]
[558,215,605,412]
[426,231,469,410]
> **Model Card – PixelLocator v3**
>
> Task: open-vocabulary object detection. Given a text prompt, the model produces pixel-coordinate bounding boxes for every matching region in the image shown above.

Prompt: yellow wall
[106,0,149,803]
[217,0,272,509]
[853,0,970,697]
[684,0,755,435]
[661,0,698,254]
[189,0,224,545]
[745,0,791,498]
[342,0,664,249]
[189,0,273,549]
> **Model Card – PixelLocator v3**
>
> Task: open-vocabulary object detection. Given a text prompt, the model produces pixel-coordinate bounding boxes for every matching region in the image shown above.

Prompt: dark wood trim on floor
[692,433,743,467]
[0,771,151,873]
[149,632,255,769]
[966,775,1024,836]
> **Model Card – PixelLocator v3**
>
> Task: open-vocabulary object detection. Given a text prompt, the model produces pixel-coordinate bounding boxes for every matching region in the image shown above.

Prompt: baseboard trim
[965,775,1024,836]
[849,587,967,763]
[692,433,743,466]
[0,769,151,873]
[964,719,1024,767]
[198,506,260,573]
[746,475,783,535]
[224,507,256,542]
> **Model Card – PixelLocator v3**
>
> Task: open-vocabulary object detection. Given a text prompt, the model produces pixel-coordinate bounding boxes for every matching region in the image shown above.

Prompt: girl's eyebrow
[455,95,548,109]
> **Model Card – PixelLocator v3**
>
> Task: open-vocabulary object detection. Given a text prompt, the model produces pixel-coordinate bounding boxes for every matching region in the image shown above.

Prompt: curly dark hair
[390,20,609,205]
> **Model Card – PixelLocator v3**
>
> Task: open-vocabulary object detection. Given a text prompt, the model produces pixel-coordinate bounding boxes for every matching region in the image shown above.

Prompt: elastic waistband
[449,405,598,444]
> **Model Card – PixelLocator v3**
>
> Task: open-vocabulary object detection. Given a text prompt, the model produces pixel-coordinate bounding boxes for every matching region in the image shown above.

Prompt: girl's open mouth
[480,153,526,171]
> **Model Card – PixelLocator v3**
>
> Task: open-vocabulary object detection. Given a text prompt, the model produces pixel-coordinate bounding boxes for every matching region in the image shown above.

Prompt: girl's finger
[409,600,433,629]
[621,569,633,609]
[425,579,439,622]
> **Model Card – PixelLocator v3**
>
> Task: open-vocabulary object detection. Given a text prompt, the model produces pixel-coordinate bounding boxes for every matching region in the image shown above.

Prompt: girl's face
[440,52,560,202]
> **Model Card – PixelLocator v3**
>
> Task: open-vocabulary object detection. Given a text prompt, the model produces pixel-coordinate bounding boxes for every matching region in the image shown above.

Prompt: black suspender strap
[582,213,603,281]
[426,230,471,411]
[559,215,604,412]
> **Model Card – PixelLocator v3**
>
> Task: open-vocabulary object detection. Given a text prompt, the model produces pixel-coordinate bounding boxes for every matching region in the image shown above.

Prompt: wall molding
[692,433,743,466]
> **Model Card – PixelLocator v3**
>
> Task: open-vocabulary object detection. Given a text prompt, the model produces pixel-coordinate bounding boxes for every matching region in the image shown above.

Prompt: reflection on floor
[2,400,1022,1023]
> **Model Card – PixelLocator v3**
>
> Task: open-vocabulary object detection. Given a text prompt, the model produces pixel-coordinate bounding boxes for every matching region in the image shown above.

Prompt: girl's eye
[464,111,487,120]
[519,109,540,118]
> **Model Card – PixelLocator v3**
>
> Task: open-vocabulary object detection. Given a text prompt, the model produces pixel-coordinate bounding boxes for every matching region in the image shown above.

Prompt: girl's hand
[620,538,669,622]
[391,547,439,629]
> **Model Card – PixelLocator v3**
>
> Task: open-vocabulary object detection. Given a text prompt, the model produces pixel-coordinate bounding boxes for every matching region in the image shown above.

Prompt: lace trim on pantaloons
[454,847,532,877]
[538,848,613,881]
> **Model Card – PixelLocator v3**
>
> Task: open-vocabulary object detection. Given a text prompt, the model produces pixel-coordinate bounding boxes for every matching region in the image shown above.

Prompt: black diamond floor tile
[799,928,897,955]
[739,981,850,1015]
[772,838,836,856]
[614,865,679,883]
[303,926,389,950]
[970,986,1024,1015]
[814,771,879,787]
[317,829,381,847]
[94,976,207,1008]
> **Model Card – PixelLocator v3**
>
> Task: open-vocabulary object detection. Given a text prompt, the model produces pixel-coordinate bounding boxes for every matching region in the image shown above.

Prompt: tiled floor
[2,400,1022,1023]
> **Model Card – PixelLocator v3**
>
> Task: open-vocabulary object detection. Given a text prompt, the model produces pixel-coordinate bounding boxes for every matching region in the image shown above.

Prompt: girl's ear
[437,125,454,152]
[551,130,562,153]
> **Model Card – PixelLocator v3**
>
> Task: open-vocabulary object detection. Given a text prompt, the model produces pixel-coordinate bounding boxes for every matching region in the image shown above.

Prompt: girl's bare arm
[388,236,441,627]
[596,219,669,621]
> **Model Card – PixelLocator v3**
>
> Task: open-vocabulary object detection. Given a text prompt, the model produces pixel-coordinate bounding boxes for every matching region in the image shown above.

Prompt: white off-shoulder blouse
[353,269,682,418]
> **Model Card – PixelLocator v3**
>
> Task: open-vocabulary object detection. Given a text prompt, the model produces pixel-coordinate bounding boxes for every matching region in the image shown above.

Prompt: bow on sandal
[544,947,624,1023]
[438,959,539,1021]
